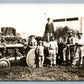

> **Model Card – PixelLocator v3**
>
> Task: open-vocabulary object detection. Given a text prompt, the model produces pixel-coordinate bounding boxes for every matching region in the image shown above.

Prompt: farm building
[53,17,84,34]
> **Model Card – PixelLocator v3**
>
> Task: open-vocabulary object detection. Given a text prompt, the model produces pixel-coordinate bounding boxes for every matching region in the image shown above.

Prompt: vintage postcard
[0,0,84,83]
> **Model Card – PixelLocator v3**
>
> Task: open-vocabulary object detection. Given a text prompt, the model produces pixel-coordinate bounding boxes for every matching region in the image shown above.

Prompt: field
[0,62,84,81]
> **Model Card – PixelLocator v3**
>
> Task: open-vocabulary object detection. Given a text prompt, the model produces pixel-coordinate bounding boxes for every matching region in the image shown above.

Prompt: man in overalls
[65,31,76,65]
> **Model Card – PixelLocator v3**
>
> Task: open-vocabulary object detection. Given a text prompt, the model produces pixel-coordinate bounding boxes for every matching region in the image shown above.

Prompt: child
[49,36,58,67]
[35,41,44,68]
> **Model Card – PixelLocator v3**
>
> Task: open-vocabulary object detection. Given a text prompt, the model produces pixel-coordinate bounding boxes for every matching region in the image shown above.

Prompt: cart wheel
[26,49,36,68]
[0,59,10,68]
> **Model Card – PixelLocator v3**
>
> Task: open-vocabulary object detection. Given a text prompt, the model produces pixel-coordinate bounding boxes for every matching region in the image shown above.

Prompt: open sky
[0,4,84,37]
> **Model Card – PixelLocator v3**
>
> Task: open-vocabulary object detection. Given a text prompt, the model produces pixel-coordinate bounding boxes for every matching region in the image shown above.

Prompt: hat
[69,30,73,33]
[67,30,73,34]
[29,35,36,38]
[39,40,43,43]
[77,32,83,35]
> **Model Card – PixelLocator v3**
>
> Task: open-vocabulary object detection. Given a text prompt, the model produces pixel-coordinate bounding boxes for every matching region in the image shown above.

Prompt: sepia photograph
[0,3,84,81]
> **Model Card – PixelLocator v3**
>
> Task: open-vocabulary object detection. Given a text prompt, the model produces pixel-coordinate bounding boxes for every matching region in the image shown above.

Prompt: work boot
[79,64,82,68]
[71,64,76,68]
[53,64,56,67]
[49,64,52,68]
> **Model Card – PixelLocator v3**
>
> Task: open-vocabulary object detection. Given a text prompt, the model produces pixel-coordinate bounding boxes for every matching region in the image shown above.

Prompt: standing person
[28,35,37,49]
[49,36,58,67]
[35,41,44,68]
[65,30,76,65]
[57,37,65,65]
[72,33,84,67]
[44,18,54,41]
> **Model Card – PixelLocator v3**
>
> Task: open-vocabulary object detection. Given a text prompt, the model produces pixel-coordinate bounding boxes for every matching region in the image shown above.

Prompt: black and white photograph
[0,3,84,81]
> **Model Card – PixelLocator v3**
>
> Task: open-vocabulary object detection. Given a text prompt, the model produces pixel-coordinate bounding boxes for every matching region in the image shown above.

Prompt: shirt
[67,36,75,44]
[76,37,84,45]
[36,45,44,56]
[49,41,58,50]
[45,23,54,34]
[29,39,37,46]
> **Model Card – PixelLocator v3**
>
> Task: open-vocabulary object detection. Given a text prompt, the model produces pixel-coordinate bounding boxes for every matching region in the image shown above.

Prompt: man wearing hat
[44,18,54,41]
[72,32,84,67]
[65,30,76,65]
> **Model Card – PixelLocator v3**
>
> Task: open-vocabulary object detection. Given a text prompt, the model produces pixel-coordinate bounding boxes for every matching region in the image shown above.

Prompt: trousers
[49,50,56,65]
[72,46,84,65]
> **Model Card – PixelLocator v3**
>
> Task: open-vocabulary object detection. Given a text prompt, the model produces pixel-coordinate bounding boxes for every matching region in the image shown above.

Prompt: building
[53,17,84,34]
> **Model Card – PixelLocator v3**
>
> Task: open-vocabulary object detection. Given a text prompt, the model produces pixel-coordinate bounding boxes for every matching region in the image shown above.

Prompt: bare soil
[0,63,84,81]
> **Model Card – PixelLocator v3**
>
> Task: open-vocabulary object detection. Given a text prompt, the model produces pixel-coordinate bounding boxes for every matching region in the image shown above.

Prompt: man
[64,30,76,65]
[44,18,54,41]
[57,37,65,65]
[28,35,37,49]
[72,33,84,67]
[48,36,58,67]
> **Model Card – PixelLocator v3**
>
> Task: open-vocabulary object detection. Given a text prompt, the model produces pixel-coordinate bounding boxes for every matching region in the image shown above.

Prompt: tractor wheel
[26,49,36,68]
[0,59,10,68]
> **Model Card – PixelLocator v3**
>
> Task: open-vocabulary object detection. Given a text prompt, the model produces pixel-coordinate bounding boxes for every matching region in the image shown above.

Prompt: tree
[54,26,77,42]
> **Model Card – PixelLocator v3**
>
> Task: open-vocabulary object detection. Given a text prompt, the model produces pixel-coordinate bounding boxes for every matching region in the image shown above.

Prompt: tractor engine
[1,27,18,44]
[0,27,25,68]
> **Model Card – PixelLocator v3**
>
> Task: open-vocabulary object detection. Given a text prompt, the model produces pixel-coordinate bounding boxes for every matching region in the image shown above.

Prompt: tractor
[0,27,36,68]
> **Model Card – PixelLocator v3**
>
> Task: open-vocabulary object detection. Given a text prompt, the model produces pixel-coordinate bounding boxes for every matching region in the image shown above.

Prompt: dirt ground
[0,62,84,81]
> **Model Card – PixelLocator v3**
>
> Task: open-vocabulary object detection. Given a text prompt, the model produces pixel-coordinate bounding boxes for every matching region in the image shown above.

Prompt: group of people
[63,31,84,67]
[28,18,84,68]
[28,35,58,68]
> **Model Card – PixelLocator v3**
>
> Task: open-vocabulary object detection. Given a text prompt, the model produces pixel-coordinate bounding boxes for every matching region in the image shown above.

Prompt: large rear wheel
[26,49,36,68]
